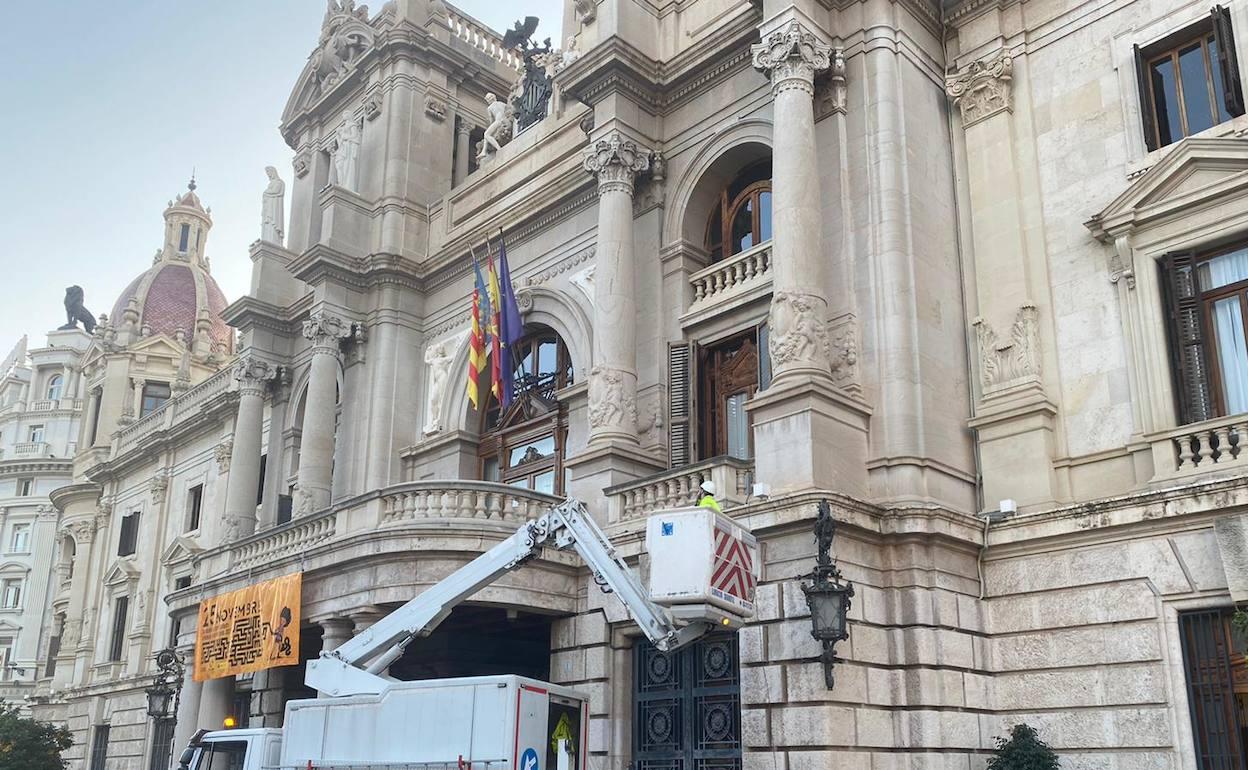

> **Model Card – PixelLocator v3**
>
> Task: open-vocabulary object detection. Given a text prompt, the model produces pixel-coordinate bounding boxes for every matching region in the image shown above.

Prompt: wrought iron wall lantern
[145,648,185,720]
[799,499,854,689]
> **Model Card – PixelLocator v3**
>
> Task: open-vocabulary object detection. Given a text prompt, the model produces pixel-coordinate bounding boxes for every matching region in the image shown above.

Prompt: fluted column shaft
[224,357,274,540]
[752,19,834,382]
[582,133,650,445]
[296,313,351,515]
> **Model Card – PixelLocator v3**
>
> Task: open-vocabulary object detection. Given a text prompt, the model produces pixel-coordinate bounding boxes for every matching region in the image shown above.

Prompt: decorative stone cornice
[582,133,651,196]
[233,355,277,395]
[751,20,831,95]
[302,312,354,355]
[945,54,1013,128]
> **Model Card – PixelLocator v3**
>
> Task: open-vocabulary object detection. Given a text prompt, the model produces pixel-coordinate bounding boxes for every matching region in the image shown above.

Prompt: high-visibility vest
[697,494,722,513]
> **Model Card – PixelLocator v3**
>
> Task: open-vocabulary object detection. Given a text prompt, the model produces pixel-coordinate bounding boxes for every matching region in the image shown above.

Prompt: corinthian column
[751,19,833,382]
[582,133,650,445]
[296,312,351,515]
[224,356,274,540]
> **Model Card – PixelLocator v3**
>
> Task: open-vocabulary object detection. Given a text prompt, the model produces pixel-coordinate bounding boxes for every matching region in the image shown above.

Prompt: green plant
[986,723,1060,770]
[0,703,73,770]
[1232,607,1248,639]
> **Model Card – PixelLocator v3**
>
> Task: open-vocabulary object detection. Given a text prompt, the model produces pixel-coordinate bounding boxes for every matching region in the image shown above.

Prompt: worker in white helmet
[697,480,722,513]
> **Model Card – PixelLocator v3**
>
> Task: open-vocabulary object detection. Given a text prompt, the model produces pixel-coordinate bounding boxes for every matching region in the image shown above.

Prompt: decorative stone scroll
[582,133,651,195]
[150,471,170,506]
[302,312,354,355]
[214,439,233,472]
[828,313,859,391]
[364,90,383,121]
[424,95,447,122]
[815,48,847,119]
[751,19,832,94]
[945,54,1013,128]
[972,303,1041,392]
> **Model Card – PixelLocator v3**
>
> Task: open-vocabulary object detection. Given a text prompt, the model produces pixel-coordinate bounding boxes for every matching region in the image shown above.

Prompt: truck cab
[179,727,283,770]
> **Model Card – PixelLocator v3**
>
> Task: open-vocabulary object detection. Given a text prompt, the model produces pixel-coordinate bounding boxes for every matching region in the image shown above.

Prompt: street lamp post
[799,499,855,689]
[146,648,184,770]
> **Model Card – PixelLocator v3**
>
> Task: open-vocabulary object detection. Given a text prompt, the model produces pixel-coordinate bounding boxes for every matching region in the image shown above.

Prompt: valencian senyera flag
[466,246,492,410]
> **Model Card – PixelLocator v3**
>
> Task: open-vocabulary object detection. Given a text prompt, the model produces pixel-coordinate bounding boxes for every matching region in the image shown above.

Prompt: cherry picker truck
[178,498,760,770]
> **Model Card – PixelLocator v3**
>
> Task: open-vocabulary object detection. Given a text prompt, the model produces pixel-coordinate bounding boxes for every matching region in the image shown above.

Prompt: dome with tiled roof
[108,179,234,357]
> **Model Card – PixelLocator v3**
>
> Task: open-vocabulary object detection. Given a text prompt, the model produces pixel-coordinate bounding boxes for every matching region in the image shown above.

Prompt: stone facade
[16,0,1248,769]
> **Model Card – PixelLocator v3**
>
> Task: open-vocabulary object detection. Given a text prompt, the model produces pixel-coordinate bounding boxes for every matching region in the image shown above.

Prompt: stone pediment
[160,536,203,566]
[0,618,20,632]
[1086,138,1248,241]
[126,334,183,359]
[103,559,140,587]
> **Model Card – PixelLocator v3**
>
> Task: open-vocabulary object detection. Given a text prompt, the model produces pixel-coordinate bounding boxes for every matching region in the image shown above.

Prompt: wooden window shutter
[1162,250,1215,424]
[1213,5,1246,118]
[668,342,696,468]
[1135,44,1159,152]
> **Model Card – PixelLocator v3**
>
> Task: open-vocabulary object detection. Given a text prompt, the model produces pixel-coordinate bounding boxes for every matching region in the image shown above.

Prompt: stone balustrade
[114,368,233,456]
[29,399,55,412]
[687,242,773,315]
[14,441,50,458]
[231,508,338,571]
[382,481,559,525]
[606,456,754,522]
[445,5,522,70]
[1151,413,1248,479]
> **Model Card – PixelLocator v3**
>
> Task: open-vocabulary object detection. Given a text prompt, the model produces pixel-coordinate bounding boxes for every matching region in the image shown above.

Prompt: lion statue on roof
[59,286,97,334]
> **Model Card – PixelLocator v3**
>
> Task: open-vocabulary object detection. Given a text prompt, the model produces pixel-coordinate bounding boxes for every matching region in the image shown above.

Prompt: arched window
[704,160,773,263]
[46,375,63,402]
[478,326,574,495]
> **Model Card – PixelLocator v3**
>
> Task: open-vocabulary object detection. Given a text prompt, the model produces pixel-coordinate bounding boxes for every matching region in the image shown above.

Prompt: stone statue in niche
[423,339,456,434]
[261,166,285,245]
[478,93,511,160]
[332,110,362,190]
[59,286,96,333]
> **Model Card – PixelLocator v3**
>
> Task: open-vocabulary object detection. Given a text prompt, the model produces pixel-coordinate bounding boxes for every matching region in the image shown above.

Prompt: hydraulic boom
[305,499,713,697]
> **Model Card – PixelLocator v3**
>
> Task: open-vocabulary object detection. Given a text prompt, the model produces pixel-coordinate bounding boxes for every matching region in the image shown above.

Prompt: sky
[0,0,563,352]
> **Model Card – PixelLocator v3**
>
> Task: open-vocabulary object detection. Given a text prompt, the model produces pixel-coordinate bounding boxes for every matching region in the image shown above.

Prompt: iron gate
[1179,609,1247,769]
[633,633,741,770]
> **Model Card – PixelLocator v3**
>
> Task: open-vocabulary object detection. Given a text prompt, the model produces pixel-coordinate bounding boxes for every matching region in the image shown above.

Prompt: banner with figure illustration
[194,572,301,681]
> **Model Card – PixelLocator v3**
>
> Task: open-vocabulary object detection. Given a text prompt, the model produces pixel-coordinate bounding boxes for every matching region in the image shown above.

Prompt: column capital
[945,54,1013,127]
[302,311,353,355]
[233,355,277,395]
[752,19,832,95]
[582,132,652,196]
[456,120,474,138]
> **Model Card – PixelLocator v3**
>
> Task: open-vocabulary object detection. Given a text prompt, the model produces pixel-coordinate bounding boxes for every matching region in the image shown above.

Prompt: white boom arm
[305,499,712,697]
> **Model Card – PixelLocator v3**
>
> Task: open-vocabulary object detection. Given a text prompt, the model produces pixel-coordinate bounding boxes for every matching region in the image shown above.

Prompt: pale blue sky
[0,0,562,351]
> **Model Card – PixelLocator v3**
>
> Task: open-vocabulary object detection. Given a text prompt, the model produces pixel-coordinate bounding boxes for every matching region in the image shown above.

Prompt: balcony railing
[1150,413,1248,479]
[28,400,55,412]
[14,441,50,458]
[686,242,772,317]
[382,481,558,525]
[114,368,234,456]
[605,456,754,522]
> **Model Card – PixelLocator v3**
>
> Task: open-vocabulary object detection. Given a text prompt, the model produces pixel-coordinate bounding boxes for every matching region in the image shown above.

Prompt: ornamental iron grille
[1178,608,1247,769]
[633,633,741,770]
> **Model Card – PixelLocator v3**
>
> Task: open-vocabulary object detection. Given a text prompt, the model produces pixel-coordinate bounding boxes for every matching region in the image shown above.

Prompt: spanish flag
[466,253,491,410]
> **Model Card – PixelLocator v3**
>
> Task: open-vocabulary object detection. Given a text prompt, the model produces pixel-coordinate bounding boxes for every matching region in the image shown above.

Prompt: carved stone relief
[768,291,830,369]
[570,265,596,306]
[972,303,1041,393]
[945,54,1013,128]
[214,439,234,471]
[424,94,447,122]
[827,313,860,392]
[587,365,637,432]
[364,90,383,121]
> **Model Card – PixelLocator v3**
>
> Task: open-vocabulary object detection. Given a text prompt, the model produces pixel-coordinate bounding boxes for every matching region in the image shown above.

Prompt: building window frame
[9,523,31,554]
[186,483,204,532]
[16,478,34,497]
[0,637,13,681]
[27,424,44,443]
[141,381,172,417]
[703,160,773,264]
[88,724,110,770]
[1,578,23,609]
[118,512,140,557]
[46,374,63,402]
[108,595,129,662]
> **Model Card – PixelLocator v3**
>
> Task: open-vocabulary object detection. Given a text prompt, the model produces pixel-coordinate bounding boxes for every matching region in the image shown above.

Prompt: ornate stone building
[23,0,1248,768]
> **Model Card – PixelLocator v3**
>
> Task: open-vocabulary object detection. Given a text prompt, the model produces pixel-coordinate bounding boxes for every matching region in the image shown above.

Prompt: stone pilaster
[224,356,275,541]
[295,312,352,516]
[581,132,649,446]
[947,52,1061,510]
[745,14,872,497]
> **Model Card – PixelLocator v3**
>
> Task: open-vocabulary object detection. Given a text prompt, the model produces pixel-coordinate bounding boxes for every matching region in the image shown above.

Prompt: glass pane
[758,191,772,244]
[1212,296,1248,415]
[533,470,555,495]
[758,324,772,390]
[1151,57,1182,145]
[1179,42,1215,135]
[517,343,534,379]
[730,199,754,255]
[1198,248,1248,290]
[483,456,500,482]
[706,207,722,253]
[536,340,558,378]
[726,393,750,459]
[1209,36,1233,124]
[509,435,556,466]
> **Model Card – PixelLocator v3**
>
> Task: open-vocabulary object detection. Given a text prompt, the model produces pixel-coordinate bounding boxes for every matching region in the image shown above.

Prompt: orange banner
[194,572,301,682]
